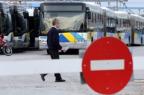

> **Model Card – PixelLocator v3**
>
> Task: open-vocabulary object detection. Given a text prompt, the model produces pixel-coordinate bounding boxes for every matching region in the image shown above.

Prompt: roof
[102,7,116,18]
[115,11,130,19]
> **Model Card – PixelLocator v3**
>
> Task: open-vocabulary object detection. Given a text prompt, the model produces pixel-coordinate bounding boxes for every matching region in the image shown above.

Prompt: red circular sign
[82,37,133,94]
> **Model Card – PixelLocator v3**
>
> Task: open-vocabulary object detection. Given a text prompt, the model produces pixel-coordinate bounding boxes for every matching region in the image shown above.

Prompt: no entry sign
[82,37,133,94]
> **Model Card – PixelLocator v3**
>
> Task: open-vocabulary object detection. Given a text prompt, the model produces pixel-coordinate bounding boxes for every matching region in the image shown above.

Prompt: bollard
[79,49,86,84]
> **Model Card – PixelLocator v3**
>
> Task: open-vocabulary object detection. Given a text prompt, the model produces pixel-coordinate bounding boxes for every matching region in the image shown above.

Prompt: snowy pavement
[0,50,144,95]
[0,74,144,95]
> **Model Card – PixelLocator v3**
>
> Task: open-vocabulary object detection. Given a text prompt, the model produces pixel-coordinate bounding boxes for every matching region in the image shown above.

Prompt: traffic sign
[82,37,133,94]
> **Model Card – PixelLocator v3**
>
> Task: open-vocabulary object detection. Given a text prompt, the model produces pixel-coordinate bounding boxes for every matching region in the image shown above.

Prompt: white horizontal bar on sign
[90,59,125,71]
[0,59,82,76]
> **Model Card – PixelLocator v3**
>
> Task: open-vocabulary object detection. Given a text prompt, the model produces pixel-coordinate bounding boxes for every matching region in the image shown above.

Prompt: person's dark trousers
[49,49,62,81]
[40,73,47,81]
[40,49,63,81]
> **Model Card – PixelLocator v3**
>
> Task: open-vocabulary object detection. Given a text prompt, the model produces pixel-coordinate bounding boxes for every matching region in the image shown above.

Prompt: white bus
[115,11,131,45]
[130,14,144,45]
[39,2,105,51]
[102,7,116,38]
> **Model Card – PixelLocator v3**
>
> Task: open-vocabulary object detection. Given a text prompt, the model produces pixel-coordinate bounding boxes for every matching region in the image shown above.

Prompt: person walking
[40,18,65,82]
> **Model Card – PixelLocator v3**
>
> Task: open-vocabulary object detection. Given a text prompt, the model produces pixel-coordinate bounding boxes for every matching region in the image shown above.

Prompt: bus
[16,2,42,48]
[39,2,105,51]
[10,5,29,48]
[1,2,144,50]
[0,2,42,49]
[89,3,104,40]
[130,14,144,45]
[115,11,131,45]
[102,7,116,38]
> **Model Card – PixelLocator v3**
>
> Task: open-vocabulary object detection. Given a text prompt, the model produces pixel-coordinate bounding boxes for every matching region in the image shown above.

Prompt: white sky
[102,0,144,7]
[101,0,144,14]
[128,0,144,2]
[125,0,144,7]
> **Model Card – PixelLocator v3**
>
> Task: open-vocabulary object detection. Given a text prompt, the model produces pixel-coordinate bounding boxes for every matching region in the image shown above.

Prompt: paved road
[0,50,144,95]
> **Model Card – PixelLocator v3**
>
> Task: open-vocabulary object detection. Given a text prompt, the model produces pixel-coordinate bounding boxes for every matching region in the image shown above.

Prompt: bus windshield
[0,10,11,35]
[43,12,85,32]
[11,6,27,36]
[106,18,116,27]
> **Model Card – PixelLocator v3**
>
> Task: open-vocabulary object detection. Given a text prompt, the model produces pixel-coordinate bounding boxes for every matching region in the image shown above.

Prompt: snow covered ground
[0,50,144,95]
[0,73,144,95]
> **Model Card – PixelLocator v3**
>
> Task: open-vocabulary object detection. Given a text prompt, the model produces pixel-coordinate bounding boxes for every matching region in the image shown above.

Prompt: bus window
[86,7,91,20]
[123,20,129,27]
[41,11,85,32]
[95,13,96,23]
[33,8,40,36]
[102,15,105,25]
[91,12,94,23]
[23,12,29,19]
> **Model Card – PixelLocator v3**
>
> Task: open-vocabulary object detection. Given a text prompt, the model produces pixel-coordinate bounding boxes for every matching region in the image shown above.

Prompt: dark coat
[47,27,62,50]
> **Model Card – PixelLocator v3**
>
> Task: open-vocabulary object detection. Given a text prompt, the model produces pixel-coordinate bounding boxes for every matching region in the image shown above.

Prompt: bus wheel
[2,46,13,56]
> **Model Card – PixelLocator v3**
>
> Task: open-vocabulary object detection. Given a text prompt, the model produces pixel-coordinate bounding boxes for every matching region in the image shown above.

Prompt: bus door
[105,17,116,37]
[11,6,29,48]
[133,20,142,45]
[28,8,40,48]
